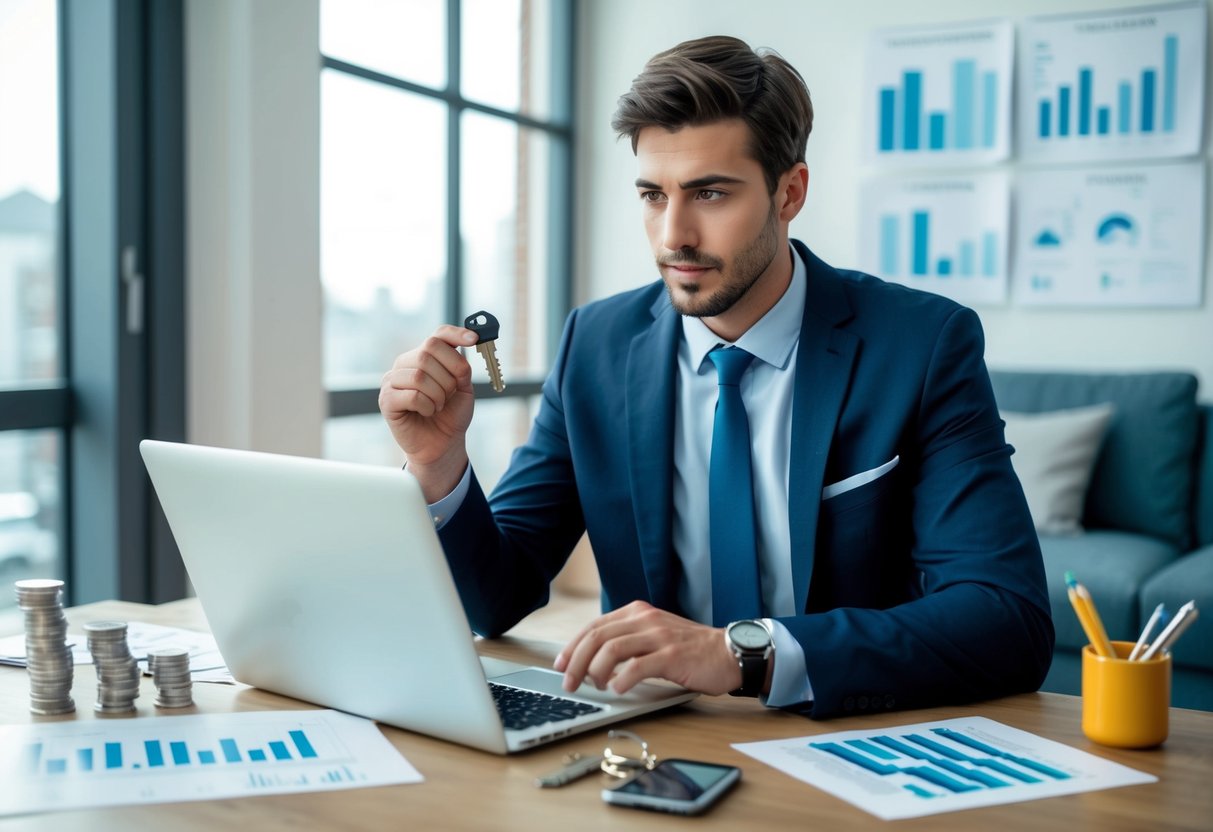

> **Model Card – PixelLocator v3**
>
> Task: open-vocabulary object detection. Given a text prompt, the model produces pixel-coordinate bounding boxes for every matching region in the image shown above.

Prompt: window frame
[319,0,575,417]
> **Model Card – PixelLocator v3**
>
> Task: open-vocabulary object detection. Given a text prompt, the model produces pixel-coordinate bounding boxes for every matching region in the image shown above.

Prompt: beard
[658,203,780,319]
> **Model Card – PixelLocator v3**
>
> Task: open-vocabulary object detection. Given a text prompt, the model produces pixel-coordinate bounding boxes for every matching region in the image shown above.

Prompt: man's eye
[640,191,665,203]
[697,189,725,201]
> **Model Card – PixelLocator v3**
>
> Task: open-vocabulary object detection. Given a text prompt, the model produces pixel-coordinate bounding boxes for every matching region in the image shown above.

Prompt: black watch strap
[730,651,768,697]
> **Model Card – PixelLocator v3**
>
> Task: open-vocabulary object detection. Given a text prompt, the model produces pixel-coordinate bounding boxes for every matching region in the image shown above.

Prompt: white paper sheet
[733,716,1155,820]
[0,709,423,816]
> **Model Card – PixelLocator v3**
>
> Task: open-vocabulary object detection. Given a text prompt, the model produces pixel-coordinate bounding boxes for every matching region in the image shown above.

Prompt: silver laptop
[140,440,695,754]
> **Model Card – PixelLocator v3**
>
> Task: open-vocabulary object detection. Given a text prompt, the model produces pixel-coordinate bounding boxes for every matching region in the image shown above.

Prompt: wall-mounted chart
[1014,160,1205,307]
[864,20,1013,166]
[1017,2,1206,164]
[859,173,1010,305]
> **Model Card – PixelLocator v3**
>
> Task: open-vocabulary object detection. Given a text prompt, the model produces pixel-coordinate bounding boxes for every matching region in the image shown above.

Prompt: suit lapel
[625,293,682,611]
[788,241,859,612]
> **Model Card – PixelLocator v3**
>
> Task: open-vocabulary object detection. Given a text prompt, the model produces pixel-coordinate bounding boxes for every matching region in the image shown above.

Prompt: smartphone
[602,758,741,815]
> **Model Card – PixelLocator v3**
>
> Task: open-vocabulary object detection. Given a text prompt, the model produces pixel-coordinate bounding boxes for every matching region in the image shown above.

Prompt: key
[533,752,604,788]
[464,310,505,393]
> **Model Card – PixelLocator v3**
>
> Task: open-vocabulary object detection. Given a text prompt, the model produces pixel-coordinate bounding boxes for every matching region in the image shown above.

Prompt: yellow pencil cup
[1081,640,1170,748]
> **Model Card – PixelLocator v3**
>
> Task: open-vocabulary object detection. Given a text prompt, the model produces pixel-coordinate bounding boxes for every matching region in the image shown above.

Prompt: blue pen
[1129,604,1169,661]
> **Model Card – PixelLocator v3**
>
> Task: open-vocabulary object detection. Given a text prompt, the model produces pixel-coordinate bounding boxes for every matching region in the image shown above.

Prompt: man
[379,36,1053,718]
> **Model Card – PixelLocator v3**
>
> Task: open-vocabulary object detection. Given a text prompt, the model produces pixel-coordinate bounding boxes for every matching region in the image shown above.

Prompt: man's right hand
[378,326,479,502]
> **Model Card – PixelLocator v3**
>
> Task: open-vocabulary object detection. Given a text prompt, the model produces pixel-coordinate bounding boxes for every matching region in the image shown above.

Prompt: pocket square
[822,455,900,500]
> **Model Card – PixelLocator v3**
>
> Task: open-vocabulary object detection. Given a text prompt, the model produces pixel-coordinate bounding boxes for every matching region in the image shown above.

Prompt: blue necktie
[707,346,762,627]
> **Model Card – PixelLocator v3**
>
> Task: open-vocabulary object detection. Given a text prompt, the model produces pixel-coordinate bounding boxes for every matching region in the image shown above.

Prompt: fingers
[380,329,477,418]
[557,601,664,692]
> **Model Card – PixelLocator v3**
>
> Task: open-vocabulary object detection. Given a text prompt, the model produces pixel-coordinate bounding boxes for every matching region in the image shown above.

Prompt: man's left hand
[553,601,741,695]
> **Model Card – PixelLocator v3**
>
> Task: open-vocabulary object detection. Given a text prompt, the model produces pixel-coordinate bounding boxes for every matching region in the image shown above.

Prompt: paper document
[0,709,423,816]
[733,716,1154,820]
[0,621,234,683]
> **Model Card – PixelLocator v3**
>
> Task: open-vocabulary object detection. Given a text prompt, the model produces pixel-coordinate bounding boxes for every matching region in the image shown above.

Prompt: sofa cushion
[1141,545,1213,673]
[1196,405,1213,548]
[989,371,1199,547]
[1002,404,1114,535]
[1040,530,1180,652]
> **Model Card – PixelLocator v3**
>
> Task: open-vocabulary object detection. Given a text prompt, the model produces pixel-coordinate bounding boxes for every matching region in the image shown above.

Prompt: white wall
[186,0,324,455]
[576,0,1213,394]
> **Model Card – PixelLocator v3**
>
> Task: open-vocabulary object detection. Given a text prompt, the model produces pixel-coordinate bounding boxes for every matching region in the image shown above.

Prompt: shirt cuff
[408,463,471,530]
[759,618,814,709]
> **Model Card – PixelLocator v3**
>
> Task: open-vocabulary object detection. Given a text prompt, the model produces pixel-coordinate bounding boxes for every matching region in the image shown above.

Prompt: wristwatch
[725,619,773,697]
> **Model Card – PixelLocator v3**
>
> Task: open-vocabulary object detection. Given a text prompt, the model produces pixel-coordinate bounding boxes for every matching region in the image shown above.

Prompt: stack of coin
[15,579,75,716]
[85,621,141,714]
[148,647,193,708]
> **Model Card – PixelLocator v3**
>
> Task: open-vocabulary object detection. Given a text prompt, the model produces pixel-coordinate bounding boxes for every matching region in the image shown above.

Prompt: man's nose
[661,201,699,252]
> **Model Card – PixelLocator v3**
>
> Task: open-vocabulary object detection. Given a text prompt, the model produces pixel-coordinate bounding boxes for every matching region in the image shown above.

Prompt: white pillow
[1002,403,1115,536]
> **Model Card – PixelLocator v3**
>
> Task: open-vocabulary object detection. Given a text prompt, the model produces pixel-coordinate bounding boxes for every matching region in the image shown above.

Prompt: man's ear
[777,163,809,222]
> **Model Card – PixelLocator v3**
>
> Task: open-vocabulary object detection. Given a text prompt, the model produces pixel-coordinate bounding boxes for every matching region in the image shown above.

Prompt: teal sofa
[989,371,1212,711]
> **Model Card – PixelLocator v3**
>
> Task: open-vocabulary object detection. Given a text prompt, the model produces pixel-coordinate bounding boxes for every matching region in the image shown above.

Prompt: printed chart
[734,716,1154,820]
[1018,2,1206,163]
[859,173,1009,305]
[864,20,1013,165]
[1014,160,1205,307]
[0,709,422,816]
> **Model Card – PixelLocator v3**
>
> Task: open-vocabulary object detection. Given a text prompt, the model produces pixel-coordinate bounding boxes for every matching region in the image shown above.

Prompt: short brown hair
[611,36,813,194]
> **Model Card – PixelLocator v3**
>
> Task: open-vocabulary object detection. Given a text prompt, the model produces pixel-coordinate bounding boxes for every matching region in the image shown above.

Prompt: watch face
[730,621,770,650]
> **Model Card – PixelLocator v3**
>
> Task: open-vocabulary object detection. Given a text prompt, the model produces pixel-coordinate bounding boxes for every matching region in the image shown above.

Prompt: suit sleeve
[774,307,1055,717]
[436,310,587,638]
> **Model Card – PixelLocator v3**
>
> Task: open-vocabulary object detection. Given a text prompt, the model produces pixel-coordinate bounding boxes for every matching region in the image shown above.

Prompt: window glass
[320,0,445,90]
[0,0,60,386]
[322,70,448,390]
[0,430,62,620]
[461,111,551,380]
[462,0,556,120]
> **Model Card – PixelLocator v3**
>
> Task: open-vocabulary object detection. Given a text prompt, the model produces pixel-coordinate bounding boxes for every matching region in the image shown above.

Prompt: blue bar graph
[170,742,190,766]
[26,743,42,775]
[880,209,999,282]
[937,258,952,276]
[47,758,67,775]
[958,241,975,276]
[981,232,998,277]
[198,750,216,765]
[1035,33,1180,143]
[220,739,242,763]
[77,748,93,772]
[145,740,165,768]
[249,749,267,762]
[810,726,1072,801]
[911,212,929,276]
[877,61,999,154]
[880,215,899,276]
[269,741,293,761]
[105,743,122,770]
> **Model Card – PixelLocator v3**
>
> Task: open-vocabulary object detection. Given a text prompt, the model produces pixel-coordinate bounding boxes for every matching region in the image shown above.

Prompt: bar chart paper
[1014,160,1205,307]
[733,716,1154,820]
[864,19,1013,166]
[1017,2,1206,164]
[858,172,1010,305]
[0,709,423,817]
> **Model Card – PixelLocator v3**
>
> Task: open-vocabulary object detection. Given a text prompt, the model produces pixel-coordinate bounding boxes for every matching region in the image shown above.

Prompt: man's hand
[553,601,743,696]
[378,326,478,502]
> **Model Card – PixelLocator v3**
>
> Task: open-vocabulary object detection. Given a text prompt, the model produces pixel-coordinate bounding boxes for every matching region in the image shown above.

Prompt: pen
[1140,601,1199,662]
[1064,571,1115,658]
[1128,603,1168,661]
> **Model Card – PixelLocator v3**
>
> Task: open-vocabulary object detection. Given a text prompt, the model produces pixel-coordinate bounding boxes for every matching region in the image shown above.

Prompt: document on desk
[0,709,423,817]
[0,621,234,683]
[733,716,1155,820]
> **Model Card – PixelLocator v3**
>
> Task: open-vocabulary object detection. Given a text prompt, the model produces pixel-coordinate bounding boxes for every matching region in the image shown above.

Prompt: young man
[379,36,1053,718]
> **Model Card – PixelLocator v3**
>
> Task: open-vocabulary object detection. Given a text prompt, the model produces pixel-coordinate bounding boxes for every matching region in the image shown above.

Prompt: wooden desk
[2,597,1211,831]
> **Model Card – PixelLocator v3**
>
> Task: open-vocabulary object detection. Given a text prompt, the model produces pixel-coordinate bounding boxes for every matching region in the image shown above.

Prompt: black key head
[463,310,500,342]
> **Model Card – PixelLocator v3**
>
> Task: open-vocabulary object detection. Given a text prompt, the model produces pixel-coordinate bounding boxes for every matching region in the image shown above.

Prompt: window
[0,0,64,621]
[320,0,574,490]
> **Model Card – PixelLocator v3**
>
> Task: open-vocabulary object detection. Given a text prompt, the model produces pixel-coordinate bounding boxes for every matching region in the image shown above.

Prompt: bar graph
[734,716,1157,821]
[0,710,423,817]
[860,173,1009,305]
[1018,3,1206,163]
[866,21,1013,165]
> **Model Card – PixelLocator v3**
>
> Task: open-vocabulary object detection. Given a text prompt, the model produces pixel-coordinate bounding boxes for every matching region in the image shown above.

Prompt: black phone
[602,758,741,815]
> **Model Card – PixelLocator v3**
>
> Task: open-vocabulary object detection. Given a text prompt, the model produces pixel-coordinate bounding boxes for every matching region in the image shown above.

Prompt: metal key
[464,310,505,393]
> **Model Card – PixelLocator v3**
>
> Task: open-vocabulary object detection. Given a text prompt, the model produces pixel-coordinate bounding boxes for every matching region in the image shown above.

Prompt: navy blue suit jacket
[439,241,1054,718]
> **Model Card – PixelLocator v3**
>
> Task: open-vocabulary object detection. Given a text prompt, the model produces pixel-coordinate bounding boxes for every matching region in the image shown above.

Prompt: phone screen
[614,760,735,801]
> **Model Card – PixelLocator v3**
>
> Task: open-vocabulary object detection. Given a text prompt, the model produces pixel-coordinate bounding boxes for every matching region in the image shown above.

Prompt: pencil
[1064,571,1115,658]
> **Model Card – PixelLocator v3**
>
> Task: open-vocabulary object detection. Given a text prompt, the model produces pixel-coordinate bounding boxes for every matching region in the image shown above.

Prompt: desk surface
[2,597,1211,831]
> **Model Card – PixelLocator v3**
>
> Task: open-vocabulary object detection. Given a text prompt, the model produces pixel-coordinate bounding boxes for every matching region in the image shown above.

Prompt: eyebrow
[634,174,747,190]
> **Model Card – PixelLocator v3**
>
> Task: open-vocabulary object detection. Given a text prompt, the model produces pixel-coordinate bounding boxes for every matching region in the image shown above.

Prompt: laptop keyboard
[489,682,604,730]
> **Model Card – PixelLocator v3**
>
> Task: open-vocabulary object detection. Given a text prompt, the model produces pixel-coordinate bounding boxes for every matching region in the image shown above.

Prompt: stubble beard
[660,203,780,319]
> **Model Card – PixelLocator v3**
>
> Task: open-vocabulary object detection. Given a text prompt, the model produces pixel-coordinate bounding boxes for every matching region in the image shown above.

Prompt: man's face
[635,120,782,319]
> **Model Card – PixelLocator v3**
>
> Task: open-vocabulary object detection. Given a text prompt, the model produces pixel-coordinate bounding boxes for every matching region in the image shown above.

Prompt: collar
[682,243,807,373]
